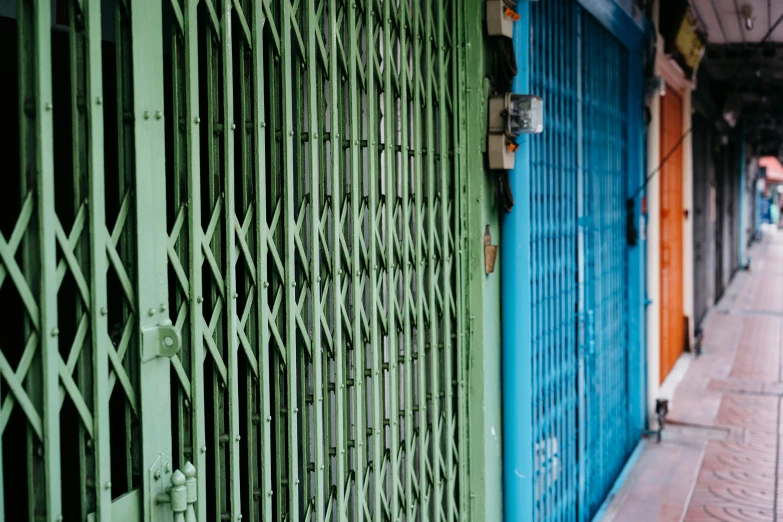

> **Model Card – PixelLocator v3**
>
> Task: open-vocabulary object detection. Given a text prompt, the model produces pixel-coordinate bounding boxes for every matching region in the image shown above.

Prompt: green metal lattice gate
[0,0,469,519]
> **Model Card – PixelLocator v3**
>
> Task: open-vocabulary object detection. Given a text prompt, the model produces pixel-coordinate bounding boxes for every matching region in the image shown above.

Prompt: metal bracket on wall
[486,0,521,38]
[141,321,182,363]
[485,225,499,274]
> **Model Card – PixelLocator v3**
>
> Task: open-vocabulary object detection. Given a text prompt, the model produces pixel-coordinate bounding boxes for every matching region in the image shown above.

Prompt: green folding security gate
[0,0,470,519]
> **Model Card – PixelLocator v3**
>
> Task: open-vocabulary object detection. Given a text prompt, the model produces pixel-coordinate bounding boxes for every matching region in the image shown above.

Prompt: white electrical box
[488,134,517,170]
[488,93,544,136]
[487,93,544,170]
[486,0,519,38]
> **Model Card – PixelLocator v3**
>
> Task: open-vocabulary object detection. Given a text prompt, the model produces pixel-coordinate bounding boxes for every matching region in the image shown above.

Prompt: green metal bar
[219,0,242,517]
[454,1,469,519]
[311,4,332,507]
[184,0,207,517]
[262,3,287,515]
[281,1,301,518]
[316,17,333,510]
[437,0,456,518]
[251,0,273,519]
[234,0,260,519]
[364,0,383,519]
[327,0,347,517]
[306,0,326,517]
[316,31,333,518]
[18,0,37,517]
[114,0,139,493]
[291,7,312,514]
[347,0,365,519]
[202,3,231,516]
[412,0,428,518]
[129,0,174,521]
[66,1,93,516]
[382,0,400,518]
[319,40,334,514]
[461,0,501,514]
[31,0,61,517]
[84,0,112,516]
[239,63,257,522]
[424,0,442,518]
[273,327,285,522]
[170,1,188,476]
[291,2,311,510]
[398,1,415,518]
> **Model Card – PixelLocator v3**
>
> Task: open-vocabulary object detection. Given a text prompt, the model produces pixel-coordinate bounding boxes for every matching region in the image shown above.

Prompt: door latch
[150,454,197,522]
[141,321,182,363]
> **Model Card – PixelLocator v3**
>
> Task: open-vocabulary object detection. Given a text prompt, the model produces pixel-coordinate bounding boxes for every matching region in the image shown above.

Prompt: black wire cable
[629,127,692,201]
[629,9,783,201]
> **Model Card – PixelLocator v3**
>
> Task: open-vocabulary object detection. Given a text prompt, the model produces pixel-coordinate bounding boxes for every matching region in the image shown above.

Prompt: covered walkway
[603,228,783,521]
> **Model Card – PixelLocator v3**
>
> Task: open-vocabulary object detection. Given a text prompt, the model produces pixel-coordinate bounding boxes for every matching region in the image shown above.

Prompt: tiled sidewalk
[602,231,783,522]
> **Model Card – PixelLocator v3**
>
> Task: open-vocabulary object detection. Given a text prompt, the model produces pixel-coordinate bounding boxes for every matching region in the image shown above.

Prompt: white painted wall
[645,43,662,428]
[647,84,693,425]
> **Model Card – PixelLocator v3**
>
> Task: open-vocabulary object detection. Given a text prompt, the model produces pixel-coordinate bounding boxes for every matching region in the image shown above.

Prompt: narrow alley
[604,228,783,521]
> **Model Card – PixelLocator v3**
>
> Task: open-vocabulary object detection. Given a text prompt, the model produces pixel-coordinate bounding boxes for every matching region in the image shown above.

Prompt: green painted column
[129,1,175,521]
[462,1,504,520]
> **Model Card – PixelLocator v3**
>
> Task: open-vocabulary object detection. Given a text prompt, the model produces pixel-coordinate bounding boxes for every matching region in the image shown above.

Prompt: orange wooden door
[660,87,684,383]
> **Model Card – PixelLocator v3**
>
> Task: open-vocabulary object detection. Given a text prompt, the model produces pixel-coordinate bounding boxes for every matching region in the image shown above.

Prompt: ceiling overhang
[685,1,783,156]
[660,0,707,80]
[691,0,783,44]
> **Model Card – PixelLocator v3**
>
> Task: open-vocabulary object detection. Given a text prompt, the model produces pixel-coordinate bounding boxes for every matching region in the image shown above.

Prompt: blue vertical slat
[627,43,647,452]
[530,1,580,520]
[581,12,633,519]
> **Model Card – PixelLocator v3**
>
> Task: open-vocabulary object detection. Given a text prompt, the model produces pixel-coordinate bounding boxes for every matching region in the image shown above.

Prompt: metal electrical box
[486,0,520,38]
[487,93,544,169]
[488,93,544,135]
[488,133,517,170]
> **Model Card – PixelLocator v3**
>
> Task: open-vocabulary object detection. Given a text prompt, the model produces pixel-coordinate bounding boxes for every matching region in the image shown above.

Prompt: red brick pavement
[602,231,783,522]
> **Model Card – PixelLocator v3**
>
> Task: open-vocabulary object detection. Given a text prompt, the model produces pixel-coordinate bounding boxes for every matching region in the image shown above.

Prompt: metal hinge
[141,321,182,363]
